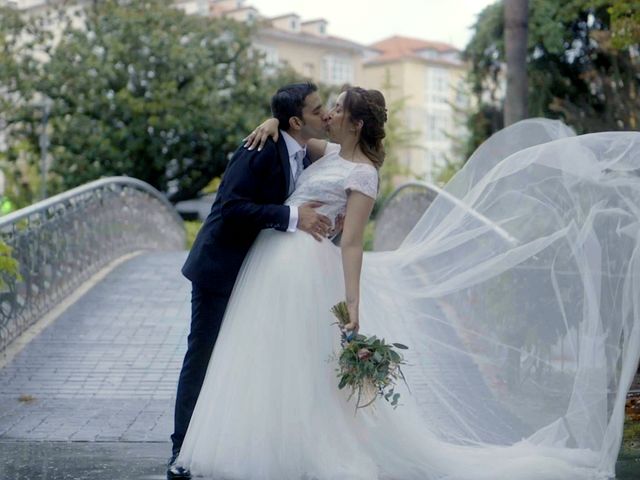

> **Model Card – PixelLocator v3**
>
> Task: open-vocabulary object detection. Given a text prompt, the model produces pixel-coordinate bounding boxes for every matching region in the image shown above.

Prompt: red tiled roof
[224,6,258,14]
[270,13,300,20]
[258,27,369,52]
[367,35,459,64]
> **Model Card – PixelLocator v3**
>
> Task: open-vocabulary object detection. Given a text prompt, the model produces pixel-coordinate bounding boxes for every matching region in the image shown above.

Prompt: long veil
[361,118,640,477]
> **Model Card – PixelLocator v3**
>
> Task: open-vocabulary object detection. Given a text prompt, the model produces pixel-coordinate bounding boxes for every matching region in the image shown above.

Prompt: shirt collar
[280,130,306,159]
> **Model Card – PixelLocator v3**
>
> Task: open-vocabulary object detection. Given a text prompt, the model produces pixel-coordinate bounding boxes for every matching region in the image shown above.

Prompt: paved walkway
[0,251,190,443]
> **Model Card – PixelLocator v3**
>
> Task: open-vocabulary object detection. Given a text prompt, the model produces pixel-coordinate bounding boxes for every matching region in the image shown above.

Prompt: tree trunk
[504,0,529,126]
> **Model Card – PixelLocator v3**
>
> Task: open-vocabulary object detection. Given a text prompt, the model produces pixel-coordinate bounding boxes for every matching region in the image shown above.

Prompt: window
[420,49,439,60]
[426,67,450,105]
[322,55,354,86]
[255,44,279,66]
[454,79,469,108]
[426,112,450,142]
[425,149,446,168]
[303,62,315,77]
[196,0,209,16]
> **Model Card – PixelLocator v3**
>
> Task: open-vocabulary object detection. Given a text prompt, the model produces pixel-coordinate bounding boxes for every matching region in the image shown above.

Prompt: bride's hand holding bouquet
[343,301,360,340]
[330,301,410,413]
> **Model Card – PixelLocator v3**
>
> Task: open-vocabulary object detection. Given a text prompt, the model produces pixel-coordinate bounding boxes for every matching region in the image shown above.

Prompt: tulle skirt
[177,229,440,479]
[178,231,603,479]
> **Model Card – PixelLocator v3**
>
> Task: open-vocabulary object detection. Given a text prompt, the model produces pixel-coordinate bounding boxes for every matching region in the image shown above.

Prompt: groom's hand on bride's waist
[298,201,332,242]
[329,214,345,239]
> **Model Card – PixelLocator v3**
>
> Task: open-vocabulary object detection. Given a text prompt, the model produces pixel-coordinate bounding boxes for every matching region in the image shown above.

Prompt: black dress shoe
[167,458,191,480]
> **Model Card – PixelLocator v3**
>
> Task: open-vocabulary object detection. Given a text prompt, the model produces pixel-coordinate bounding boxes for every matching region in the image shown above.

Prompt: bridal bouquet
[330,302,410,412]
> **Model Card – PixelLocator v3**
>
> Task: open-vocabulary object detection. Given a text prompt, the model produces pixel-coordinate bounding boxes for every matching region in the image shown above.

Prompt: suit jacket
[182,136,293,293]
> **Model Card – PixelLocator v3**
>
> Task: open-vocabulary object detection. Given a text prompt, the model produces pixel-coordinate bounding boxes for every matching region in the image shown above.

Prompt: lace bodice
[285,143,379,226]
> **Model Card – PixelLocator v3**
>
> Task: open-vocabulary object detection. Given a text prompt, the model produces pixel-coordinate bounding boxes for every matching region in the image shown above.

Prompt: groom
[168,82,332,479]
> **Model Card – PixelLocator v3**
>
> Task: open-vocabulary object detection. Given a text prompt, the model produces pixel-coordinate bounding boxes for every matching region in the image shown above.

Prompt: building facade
[209,3,471,180]
[209,1,372,87]
[363,36,470,181]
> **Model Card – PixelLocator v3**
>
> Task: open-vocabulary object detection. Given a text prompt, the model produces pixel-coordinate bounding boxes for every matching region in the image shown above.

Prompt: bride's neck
[338,135,360,160]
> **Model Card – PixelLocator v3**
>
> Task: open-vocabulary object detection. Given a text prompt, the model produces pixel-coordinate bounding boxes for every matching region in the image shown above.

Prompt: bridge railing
[0,176,185,353]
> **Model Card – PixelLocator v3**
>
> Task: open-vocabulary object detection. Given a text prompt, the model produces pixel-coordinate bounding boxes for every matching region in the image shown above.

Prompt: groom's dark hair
[270,82,318,132]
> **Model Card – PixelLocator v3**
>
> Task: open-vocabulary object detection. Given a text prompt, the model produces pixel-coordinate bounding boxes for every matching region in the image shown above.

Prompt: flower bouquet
[330,301,410,413]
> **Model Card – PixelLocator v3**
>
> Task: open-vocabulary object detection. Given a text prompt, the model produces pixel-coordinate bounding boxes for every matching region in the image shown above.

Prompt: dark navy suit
[172,136,300,456]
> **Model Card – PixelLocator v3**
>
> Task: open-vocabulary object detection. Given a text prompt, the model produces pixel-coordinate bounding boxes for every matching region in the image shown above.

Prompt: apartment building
[210,2,470,179]
[364,36,470,180]
[174,0,210,16]
[210,0,372,87]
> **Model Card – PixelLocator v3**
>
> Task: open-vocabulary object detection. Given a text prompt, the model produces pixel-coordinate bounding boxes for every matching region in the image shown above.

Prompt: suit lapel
[302,153,311,169]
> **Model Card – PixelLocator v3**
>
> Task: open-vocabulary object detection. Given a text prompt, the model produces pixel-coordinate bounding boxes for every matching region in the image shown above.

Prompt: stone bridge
[0,178,189,479]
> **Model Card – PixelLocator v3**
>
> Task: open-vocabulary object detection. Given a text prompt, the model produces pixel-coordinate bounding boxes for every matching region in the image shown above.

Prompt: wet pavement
[0,440,168,479]
[0,440,637,479]
[0,251,638,479]
[617,451,640,480]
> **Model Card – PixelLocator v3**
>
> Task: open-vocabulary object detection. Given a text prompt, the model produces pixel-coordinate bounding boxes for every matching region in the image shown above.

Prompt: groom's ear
[289,116,303,131]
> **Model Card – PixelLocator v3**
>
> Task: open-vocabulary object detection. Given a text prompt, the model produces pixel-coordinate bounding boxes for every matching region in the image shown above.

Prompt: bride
[177,87,640,479]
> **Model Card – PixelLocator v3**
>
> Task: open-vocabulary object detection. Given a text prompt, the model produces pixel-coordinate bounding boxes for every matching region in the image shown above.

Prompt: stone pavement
[0,251,191,444]
[0,441,168,480]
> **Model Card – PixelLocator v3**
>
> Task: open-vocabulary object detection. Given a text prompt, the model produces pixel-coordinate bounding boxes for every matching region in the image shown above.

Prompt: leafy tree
[0,5,54,115]
[1,0,300,202]
[463,0,639,159]
[609,0,640,49]
[460,0,640,385]
[0,5,55,206]
[504,0,529,126]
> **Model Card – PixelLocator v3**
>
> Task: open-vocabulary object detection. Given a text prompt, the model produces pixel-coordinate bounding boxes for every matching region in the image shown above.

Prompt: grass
[184,220,203,250]
[618,417,640,479]
[622,415,640,455]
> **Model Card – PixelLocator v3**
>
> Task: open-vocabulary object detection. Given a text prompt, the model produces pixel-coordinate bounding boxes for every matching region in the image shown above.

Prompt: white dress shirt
[280,130,306,233]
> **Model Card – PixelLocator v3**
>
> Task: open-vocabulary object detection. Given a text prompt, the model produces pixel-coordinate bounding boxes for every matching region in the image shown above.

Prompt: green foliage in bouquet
[330,301,409,413]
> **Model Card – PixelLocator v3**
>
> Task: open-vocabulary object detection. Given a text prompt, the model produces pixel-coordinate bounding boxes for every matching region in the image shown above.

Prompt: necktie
[293,149,305,184]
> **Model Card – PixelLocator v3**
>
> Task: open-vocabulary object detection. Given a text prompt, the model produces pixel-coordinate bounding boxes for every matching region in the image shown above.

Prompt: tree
[504,0,529,125]
[1,0,299,202]
[0,5,57,207]
[609,0,640,49]
[464,0,639,159]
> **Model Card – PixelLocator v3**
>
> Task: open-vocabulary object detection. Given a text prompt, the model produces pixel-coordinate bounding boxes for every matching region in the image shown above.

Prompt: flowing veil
[359,118,640,477]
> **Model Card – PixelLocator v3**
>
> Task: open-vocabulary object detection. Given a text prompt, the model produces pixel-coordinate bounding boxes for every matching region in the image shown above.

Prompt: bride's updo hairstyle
[343,87,387,169]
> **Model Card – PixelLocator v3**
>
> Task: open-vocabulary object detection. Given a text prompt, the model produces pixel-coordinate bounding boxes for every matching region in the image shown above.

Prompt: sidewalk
[0,441,168,480]
[0,252,190,445]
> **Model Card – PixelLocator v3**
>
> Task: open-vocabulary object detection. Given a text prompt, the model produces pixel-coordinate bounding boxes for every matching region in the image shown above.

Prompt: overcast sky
[249,0,497,49]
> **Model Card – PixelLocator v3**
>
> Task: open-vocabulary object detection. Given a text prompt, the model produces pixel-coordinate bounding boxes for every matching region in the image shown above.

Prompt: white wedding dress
[178,121,640,480]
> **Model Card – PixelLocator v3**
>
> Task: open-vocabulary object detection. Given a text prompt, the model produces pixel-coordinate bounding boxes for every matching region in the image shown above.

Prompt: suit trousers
[171,283,230,457]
